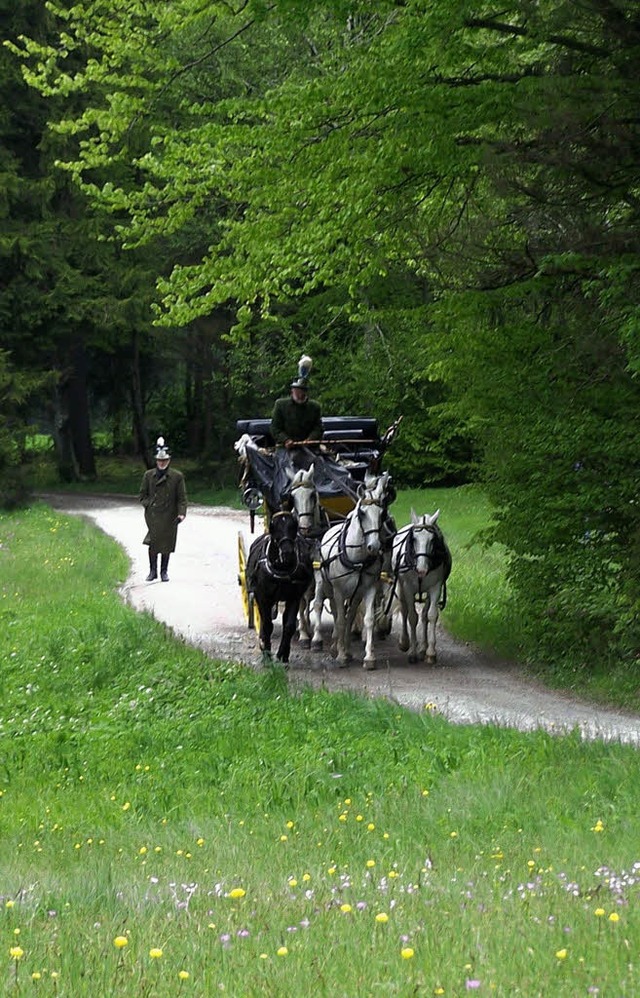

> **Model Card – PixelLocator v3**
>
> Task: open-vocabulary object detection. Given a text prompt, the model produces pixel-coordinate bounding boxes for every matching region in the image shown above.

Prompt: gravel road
[41,493,640,747]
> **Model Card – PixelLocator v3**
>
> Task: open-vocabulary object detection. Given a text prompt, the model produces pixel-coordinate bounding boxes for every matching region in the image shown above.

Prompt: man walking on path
[139,437,187,582]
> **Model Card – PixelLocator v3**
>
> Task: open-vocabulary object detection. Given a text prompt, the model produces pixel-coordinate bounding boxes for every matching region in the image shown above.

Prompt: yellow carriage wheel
[237,531,261,632]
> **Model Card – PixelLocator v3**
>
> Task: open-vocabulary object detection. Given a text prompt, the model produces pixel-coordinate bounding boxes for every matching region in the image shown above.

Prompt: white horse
[284,464,330,648]
[310,472,390,669]
[385,509,452,664]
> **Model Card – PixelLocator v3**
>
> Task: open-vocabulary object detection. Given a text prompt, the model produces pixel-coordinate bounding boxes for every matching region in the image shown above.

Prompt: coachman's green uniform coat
[270,397,323,445]
[139,467,187,553]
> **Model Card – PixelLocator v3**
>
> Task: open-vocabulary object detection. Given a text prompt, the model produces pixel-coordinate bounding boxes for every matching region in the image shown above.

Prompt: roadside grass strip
[0,505,639,995]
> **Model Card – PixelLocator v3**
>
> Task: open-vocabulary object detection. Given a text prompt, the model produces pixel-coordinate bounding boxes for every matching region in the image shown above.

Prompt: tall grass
[0,505,638,995]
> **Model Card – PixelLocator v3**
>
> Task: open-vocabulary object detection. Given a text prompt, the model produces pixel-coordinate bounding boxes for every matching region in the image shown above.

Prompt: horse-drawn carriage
[235,414,398,622]
[234,413,451,669]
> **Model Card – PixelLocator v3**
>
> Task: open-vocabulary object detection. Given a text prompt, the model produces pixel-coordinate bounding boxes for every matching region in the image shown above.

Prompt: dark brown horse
[246,511,314,664]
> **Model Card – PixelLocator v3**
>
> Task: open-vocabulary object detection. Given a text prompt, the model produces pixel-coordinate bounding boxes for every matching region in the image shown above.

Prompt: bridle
[400,523,440,574]
[264,511,300,580]
[289,479,323,537]
[337,495,385,571]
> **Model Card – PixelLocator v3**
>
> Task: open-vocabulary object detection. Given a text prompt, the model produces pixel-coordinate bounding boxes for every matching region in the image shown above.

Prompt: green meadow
[0,504,638,996]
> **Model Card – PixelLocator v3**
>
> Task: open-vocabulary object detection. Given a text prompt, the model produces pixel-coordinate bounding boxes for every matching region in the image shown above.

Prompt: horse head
[287,463,321,536]
[408,508,442,578]
[351,473,390,558]
[268,510,299,572]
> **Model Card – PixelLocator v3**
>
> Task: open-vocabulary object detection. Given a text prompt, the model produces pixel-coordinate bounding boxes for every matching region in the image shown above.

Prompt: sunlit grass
[0,505,639,994]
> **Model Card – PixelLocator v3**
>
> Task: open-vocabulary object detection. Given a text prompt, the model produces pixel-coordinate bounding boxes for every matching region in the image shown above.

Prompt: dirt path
[41,493,640,747]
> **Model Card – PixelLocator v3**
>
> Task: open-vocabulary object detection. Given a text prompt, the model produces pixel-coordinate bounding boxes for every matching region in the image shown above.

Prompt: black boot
[146,550,158,582]
[160,553,170,582]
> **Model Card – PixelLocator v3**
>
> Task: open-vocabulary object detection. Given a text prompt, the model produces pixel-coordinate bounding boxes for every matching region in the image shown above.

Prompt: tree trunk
[130,330,151,467]
[51,339,96,481]
[66,340,96,479]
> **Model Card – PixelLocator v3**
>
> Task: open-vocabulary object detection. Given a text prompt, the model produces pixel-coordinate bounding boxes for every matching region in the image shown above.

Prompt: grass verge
[0,505,638,995]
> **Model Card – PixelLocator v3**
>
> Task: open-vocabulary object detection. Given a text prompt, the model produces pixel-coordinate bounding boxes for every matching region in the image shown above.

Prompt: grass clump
[0,506,639,995]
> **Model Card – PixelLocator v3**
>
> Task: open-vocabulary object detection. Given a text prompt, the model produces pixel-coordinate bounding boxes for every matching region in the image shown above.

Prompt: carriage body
[235,415,383,527]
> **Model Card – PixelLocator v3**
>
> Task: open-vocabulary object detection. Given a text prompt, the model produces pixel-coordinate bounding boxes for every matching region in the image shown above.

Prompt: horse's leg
[343,591,362,663]
[360,588,377,670]
[310,570,325,651]
[405,586,421,663]
[397,588,411,653]
[425,585,441,664]
[333,592,352,666]
[416,598,428,662]
[277,598,298,665]
[374,580,392,640]
[297,583,312,649]
[257,594,274,661]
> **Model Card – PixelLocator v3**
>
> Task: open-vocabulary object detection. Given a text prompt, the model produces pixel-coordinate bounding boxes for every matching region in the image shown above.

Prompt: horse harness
[382,523,449,614]
[256,511,308,583]
[316,496,385,583]
[288,479,329,539]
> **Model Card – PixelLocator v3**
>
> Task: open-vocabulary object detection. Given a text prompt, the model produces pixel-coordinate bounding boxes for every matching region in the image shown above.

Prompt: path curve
[41,493,640,747]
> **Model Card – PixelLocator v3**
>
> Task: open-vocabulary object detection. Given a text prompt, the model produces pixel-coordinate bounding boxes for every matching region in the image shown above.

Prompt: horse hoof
[426,654,437,665]
[311,641,323,652]
[338,659,351,669]
[298,638,311,650]
[408,654,418,664]
[398,639,410,653]
[363,659,377,671]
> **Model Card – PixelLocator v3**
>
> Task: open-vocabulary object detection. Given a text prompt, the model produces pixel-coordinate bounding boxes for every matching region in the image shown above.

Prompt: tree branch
[464,16,609,57]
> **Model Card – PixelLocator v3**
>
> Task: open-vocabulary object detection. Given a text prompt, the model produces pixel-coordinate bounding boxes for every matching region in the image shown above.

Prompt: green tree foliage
[12,1,640,668]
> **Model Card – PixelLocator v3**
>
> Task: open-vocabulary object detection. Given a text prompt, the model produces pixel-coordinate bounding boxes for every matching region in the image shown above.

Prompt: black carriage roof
[236,415,379,446]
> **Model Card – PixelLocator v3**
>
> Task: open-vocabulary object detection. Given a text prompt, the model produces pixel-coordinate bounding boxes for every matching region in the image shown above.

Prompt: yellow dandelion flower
[401,947,415,959]
[302,873,311,882]
[434,989,445,996]
[608,912,620,922]
[9,947,24,960]
[31,972,42,981]
[375,913,389,923]
[276,946,288,957]
[594,908,605,917]
[122,802,131,812]
[139,846,147,855]
[340,903,352,913]
[591,820,604,833]
[228,888,246,899]
[178,970,190,980]
[450,831,458,839]
[286,821,294,829]
[5,900,14,909]
[339,814,347,822]
[280,834,288,841]
[288,878,298,888]
[555,948,568,960]
[196,838,204,847]
[367,823,375,831]
[344,798,352,805]
[149,948,163,959]
[114,936,128,949]
[366,859,375,868]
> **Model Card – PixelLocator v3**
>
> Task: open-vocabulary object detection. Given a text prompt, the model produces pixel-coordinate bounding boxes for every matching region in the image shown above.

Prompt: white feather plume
[157,436,164,447]
[298,354,313,379]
